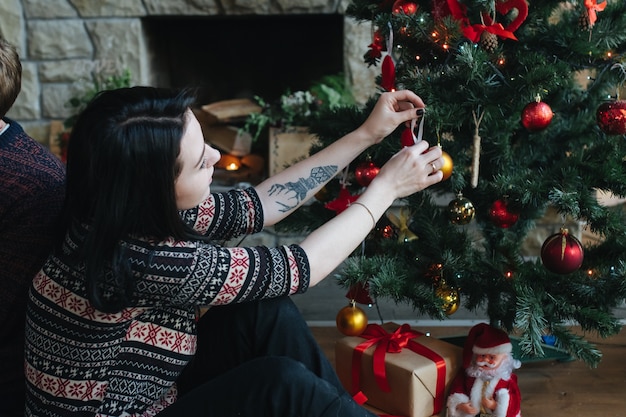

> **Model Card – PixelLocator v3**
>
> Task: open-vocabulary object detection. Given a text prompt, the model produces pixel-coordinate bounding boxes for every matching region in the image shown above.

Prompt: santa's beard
[466,355,520,381]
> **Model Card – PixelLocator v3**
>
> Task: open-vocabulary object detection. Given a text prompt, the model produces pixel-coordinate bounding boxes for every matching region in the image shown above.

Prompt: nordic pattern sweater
[0,118,66,415]
[24,187,310,416]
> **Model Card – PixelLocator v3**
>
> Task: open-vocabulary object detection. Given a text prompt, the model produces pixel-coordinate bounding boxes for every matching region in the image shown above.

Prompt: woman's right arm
[299,140,443,286]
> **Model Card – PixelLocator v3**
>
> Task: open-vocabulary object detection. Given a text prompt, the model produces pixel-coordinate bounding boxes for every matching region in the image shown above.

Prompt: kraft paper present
[335,323,463,417]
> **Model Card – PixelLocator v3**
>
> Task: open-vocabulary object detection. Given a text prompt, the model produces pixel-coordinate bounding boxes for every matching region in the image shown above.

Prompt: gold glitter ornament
[447,193,475,225]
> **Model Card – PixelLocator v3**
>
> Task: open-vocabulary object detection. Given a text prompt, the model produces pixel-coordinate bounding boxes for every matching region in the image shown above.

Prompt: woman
[24,86,443,416]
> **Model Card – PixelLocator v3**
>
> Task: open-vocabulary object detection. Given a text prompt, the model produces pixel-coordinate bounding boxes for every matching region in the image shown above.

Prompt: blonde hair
[0,37,22,117]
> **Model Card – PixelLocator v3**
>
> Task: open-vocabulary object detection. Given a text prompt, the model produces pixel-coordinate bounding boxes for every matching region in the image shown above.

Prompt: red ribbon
[584,0,606,27]
[350,323,448,415]
[447,0,525,43]
[463,22,518,43]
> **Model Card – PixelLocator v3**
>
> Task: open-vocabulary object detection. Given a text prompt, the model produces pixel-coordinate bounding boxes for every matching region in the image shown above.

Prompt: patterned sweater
[24,188,310,417]
[0,119,66,412]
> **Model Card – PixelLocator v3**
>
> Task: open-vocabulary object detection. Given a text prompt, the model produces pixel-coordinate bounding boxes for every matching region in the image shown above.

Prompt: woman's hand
[367,140,444,203]
[357,90,426,146]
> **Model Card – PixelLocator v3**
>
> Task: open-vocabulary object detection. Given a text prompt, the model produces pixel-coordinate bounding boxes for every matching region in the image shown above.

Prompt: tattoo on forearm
[268,165,337,212]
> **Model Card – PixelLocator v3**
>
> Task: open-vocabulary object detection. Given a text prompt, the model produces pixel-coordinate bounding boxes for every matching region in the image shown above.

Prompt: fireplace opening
[144,14,345,106]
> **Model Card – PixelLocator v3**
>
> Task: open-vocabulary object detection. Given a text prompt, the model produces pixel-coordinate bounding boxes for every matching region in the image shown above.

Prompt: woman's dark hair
[65,86,198,312]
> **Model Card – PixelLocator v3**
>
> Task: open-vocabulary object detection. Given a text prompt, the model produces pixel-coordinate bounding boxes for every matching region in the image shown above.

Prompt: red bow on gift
[350,323,447,415]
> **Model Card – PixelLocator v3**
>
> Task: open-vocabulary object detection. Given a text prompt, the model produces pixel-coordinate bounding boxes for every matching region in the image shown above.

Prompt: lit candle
[225,161,240,171]
[219,154,241,171]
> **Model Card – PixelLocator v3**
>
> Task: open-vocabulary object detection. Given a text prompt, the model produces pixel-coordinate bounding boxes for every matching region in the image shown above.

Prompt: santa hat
[462,323,512,368]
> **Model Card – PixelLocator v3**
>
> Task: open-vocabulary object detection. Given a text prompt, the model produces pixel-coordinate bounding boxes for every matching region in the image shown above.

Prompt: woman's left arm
[254,90,425,226]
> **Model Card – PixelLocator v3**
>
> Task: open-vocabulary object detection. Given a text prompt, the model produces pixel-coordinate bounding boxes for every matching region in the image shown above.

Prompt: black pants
[158,296,376,417]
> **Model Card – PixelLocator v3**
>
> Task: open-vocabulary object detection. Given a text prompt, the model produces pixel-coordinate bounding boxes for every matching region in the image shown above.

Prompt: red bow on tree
[325,186,359,214]
[584,0,607,27]
[446,0,528,42]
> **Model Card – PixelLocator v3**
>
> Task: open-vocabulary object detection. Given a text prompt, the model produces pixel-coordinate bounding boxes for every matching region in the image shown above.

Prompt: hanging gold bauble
[440,151,453,181]
[447,193,475,225]
[435,283,460,315]
[336,301,368,336]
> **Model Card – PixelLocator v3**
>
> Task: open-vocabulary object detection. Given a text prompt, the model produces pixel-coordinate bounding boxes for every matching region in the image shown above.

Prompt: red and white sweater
[24,188,309,416]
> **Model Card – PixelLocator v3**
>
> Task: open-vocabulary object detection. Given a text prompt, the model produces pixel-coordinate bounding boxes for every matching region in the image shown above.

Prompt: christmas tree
[278,0,626,366]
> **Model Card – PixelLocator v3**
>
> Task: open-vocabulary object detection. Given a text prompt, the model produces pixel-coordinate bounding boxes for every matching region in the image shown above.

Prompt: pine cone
[480,31,498,53]
[578,10,590,32]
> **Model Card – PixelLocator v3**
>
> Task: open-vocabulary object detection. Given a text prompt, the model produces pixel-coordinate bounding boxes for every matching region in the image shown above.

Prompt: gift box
[335,323,463,417]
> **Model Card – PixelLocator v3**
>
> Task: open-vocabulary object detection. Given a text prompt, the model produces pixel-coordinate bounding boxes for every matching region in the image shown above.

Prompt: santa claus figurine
[447,323,522,417]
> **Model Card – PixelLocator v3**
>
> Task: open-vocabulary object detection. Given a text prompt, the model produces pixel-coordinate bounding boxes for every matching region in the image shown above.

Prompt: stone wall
[1,0,378,145]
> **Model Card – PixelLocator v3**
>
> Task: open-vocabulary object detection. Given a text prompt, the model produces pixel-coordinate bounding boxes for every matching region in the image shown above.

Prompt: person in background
[0,37,66,416]
[24,85,444,416]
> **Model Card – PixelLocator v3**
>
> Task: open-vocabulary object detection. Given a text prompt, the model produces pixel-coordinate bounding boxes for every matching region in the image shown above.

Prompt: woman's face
[175,110,221,210]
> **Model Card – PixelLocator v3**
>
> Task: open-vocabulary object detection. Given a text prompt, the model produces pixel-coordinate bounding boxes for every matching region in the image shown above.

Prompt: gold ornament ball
[336,303,368,336]
[448,195,475,225]
[440,151,453,181]
[435,284,460,315]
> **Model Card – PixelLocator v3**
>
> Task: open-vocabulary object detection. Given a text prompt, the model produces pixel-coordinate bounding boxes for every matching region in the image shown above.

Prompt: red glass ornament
[540,228,584,274]
[354,160,380,187]
[596,100,626,135]
[379,224,395,239]
[392,0,418,15]
[425,263,444,285]
[521,101,553,132]
[400,126,415,147]
[489,199,519,228]
[381,55,396,92]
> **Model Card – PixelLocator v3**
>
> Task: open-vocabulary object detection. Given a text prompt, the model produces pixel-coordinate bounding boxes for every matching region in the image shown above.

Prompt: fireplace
[143,14,345,106]
[10,0,377,148]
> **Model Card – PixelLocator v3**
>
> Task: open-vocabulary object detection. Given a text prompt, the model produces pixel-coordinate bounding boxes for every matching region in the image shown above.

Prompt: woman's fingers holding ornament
[376,141,443,200]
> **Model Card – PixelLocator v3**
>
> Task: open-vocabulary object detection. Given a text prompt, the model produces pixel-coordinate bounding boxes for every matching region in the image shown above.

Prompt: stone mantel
[1,0,377,145]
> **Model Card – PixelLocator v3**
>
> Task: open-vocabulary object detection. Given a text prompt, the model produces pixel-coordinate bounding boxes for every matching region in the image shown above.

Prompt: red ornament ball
[596,100,626,135]
[392,0,419,15]
[354,160,380,187]
[540,228,584,274]
[489,199,519,228]
[379,224,396,239]
[521,101,553,132]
